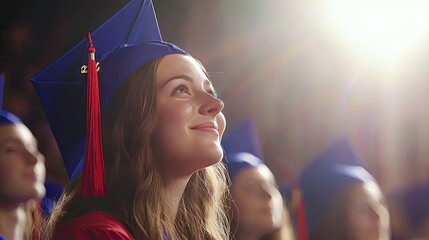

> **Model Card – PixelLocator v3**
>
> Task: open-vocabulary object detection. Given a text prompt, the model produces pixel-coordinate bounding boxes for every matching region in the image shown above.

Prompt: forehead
[0,124,36,145]
[155,54,209,83]
[348,181,382,202]
[234,165,275,184]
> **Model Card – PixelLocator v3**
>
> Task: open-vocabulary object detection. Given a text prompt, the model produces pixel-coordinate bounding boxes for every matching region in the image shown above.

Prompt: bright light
[322,0,429,66]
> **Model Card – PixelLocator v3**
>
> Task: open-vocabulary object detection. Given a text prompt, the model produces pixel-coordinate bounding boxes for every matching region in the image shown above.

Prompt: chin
[30,184,46,200]
[197,156,222,170]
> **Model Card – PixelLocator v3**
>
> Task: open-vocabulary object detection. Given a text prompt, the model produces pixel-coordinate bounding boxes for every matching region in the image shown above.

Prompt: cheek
[0,158,20,193]
[0,157,19,180]
[217,112,226,138]
[233,196,253,219]
[159,102,193,125]
[232,189,256,213]
[156,102,193,147]
[347,205,373,232]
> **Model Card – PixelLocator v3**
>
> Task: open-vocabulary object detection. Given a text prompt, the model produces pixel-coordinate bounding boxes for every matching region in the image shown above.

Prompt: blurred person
[296,137,390,240]
[31,0,229,239]
[0,74,46,240]
[223,119,295,240]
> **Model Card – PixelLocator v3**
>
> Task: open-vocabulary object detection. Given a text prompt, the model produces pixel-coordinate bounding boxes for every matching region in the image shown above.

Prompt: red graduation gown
[52,211,132,240]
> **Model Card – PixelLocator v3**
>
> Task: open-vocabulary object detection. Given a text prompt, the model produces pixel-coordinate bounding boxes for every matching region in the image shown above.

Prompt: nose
[26,149,42,165]
[369,205,382,222]
[199,93,224,116]
[261,185,274,199]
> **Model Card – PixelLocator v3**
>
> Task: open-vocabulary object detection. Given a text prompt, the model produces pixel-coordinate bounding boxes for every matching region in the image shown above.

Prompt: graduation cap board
[298,137,375,236]
[30,0,187,197]
[222,118,265,181]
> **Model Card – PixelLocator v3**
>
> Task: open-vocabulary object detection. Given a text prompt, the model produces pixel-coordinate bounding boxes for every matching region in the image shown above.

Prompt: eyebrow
[161,74,193,88]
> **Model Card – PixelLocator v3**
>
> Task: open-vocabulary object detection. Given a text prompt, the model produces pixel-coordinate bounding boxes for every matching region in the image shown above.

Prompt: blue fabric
[41,180,63,216]
[0,110,22,125]
[222,118,265,180]
[222,118,263,159]
[299,137,374,234]
[224,152,264,181]
[30,0,187,179]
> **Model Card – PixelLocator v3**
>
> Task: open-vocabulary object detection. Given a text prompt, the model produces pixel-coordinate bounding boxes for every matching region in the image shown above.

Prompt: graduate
[296,137,390,240]
[223,119,295,240]
[31,0,229,239]
[0,74,46,240]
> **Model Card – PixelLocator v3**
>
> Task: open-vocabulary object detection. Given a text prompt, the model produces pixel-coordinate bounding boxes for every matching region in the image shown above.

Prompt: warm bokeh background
[2,1,429,236]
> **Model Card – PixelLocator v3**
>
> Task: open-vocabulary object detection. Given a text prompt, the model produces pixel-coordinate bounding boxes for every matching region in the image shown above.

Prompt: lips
[24,170,42,182]
[191,122,219,135]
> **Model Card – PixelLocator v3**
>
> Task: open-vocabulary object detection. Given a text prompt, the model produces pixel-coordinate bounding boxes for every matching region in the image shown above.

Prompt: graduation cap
[298,137,375,236]
[30,0,187,197]
[222,118,265,180]
[0,73,23,125]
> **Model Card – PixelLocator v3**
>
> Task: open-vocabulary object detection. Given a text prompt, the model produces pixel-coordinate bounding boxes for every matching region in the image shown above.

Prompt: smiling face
[153,54,226,178]
[0,124,46,204]
[230,165,284,237]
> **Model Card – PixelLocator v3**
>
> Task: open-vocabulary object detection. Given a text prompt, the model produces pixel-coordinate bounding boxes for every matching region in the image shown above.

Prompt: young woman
[298,138,390,240]
[223,119,295,240]
[0,110,46,240]
[32,1,230,239]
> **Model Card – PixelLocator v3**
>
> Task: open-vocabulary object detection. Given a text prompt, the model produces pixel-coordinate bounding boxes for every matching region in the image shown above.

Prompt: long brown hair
[44,56,230,239]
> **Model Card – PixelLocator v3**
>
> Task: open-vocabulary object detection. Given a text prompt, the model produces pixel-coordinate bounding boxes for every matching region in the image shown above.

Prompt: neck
[0,202,27,240]
[164,175,190,222]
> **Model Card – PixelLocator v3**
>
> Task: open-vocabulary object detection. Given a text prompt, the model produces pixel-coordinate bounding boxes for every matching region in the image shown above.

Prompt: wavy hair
[43,56,230,239]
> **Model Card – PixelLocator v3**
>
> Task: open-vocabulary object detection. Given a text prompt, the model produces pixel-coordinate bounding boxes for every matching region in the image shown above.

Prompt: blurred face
[231,165,284,237]
[0,124,46,204]
[346,182,390,240]
[154,54,226,178]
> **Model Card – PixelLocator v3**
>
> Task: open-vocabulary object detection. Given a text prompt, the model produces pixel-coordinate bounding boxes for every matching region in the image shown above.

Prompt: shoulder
[52,211,133,240]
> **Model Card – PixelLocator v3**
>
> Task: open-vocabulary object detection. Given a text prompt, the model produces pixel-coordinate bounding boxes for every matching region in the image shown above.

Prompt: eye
[207,88,218,98]
[2,145,18,154]
[244,185,260,195]
[172,84,191,95]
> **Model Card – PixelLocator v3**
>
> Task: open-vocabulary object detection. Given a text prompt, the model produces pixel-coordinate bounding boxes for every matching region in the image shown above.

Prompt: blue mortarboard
[0,73,23,125]
[30,0,186,182]
[222,118,265,180]
[299,137,375,234]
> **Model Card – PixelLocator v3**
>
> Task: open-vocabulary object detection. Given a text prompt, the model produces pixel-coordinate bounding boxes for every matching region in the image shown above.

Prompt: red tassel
[292,184,308,240]
[81,32,106,197]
